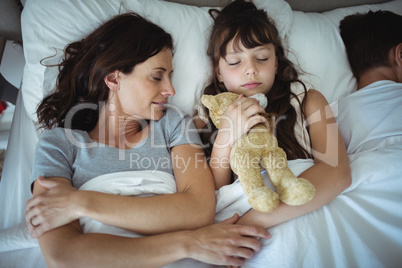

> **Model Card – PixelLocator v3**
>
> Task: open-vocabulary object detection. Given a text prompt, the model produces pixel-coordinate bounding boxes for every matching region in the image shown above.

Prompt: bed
[0,0,401,267]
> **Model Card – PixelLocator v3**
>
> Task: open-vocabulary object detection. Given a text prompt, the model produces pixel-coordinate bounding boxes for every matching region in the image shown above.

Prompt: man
[337,10,402,154]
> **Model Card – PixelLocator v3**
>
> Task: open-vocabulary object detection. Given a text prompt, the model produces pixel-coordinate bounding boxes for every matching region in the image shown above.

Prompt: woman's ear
[104,70,120,91]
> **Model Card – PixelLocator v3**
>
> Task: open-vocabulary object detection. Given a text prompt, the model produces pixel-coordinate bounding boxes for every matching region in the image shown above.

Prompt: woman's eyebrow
[154,67,167,71]
[153,67,174,75]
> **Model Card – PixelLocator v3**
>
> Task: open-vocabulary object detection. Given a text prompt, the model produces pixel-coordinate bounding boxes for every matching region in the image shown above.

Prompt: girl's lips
[242,82,261,89]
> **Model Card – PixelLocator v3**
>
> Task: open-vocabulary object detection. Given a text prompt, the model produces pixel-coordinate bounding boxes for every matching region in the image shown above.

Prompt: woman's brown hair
[37,12,173,131]
[199,0,311,160]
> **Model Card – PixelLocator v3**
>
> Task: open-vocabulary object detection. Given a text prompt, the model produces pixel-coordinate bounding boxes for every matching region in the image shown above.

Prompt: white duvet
[73,143,402,268]
[1,123,402,268]
[79,170,177,238]
[1,142,401,268]
[77,161,316,268]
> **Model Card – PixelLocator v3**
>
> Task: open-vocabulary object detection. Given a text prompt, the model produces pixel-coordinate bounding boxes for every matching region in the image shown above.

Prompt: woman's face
[111,48,175,121]
[216,40,277,97]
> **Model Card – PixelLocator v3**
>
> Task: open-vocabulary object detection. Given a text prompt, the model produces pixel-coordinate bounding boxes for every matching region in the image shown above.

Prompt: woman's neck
[89,106,148,149]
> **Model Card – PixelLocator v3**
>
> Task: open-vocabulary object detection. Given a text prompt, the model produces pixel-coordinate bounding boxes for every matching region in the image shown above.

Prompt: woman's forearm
[28,146,216,236]
[39,214,271,268]
[77,189,215,234]
[79,145,216,234]
[39,221,191,268]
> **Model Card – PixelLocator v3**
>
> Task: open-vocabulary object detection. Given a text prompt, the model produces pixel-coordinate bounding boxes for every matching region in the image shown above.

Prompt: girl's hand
[219,95,267,147]
[187,214,271,266]
[25,176,82,238]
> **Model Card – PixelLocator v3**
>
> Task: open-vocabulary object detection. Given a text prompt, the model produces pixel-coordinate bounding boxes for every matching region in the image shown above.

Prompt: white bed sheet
[1,0,402,267]
[0,90,39,230]
[1,93,401,268]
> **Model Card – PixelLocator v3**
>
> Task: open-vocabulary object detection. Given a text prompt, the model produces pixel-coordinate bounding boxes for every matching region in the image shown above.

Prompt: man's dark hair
[339,10,402,80]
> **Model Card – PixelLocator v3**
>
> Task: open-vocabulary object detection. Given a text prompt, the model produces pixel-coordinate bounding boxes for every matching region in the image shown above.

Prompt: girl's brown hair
[200,0,311,160]
[37,12,173,131]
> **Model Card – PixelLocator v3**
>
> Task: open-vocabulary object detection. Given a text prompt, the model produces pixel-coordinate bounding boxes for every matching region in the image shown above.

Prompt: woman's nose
[162,79,175,97]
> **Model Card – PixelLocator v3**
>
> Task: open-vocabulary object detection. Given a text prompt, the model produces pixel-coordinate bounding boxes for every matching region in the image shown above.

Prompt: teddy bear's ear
[201,95,218,110]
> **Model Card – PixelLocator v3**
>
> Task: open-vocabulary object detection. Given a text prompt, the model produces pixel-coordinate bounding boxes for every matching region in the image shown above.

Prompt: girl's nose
[245,60,257,76]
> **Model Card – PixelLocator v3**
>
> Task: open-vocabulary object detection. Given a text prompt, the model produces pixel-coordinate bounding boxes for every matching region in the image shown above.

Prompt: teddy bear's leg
[262,148,315,206]
[239,167,280,213]
[231,151,279,213]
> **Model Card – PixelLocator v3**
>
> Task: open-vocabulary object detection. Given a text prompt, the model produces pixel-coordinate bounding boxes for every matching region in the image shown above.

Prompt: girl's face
[216,40,278,97]
[109,48,175,121]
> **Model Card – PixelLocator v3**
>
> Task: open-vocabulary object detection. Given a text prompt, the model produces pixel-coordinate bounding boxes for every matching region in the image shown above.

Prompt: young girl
[198,0,351,228]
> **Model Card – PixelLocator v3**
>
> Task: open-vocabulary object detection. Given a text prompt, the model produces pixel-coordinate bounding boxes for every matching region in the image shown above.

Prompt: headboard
[165,0,391,11]
[0,0,392,42]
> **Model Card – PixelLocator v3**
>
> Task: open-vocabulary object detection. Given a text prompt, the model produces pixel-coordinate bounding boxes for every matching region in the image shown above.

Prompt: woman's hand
[187,214,271,266]
[219,95,267,147]
[26,176,82,238]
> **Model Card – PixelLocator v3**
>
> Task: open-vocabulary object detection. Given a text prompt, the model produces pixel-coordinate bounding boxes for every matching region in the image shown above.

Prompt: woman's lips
[242,82,261,89]
[152,101,167,107]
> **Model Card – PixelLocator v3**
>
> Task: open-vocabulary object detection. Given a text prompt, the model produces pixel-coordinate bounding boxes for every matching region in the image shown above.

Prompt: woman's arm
[27,144,216,237]
[82,144,216,234]
[29,177,270,268]
[237,89,351,228]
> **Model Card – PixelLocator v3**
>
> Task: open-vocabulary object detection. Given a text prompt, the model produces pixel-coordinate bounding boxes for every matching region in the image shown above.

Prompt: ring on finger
[30,218,39,228]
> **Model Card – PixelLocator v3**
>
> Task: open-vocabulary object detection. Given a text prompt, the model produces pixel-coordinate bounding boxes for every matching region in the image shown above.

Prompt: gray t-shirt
[31,107,202,189]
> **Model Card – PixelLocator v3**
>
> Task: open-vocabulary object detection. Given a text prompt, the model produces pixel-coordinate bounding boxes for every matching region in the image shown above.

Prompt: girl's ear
[104,70,120,91]
[216,66,223,83]
[275,57,278,74]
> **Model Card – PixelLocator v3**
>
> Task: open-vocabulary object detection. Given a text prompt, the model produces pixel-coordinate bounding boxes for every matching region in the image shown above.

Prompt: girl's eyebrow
[227,45,273,55]
[226,50,242,55]
[254,45,273,52]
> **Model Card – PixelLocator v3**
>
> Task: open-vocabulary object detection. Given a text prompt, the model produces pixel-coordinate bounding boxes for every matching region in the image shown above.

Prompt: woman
[25,12,269,267]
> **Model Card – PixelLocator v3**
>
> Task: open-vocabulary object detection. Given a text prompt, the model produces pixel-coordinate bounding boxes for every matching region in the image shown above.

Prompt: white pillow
[286,0,402,103]
[21,0,124,121]
[122,0,293,115]
[21,0,292,120]
[20,0,402,121]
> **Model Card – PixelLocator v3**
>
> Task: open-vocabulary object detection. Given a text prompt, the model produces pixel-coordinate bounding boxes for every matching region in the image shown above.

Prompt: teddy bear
[201,92,315,213]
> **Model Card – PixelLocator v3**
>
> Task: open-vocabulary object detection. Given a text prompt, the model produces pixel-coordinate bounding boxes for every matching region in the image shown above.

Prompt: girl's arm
[26,144,216,238]
[208,95,267,189]
[237,89,351,228]
[30,178,270,268]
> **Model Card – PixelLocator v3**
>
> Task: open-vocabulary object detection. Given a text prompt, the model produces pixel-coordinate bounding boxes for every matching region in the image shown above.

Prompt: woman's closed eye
[257,58,268,62]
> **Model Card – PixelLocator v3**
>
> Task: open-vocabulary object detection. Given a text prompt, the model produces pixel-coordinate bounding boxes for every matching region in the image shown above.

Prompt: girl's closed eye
[229,61,240,66]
